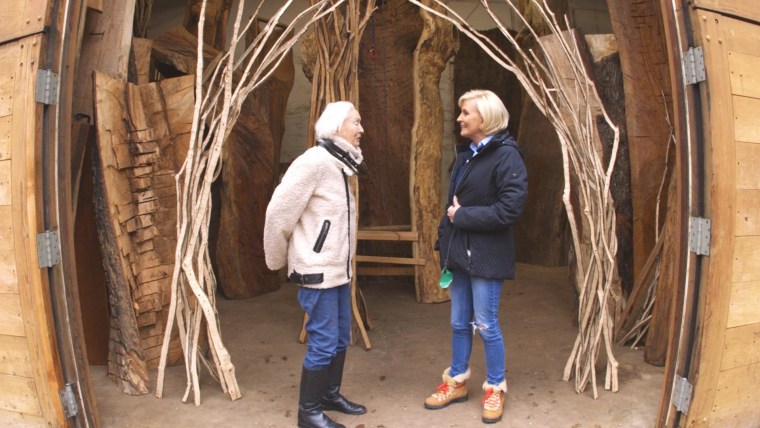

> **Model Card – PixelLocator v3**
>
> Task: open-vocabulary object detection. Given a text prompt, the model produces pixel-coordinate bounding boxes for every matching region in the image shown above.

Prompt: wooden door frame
[43,1,708,426]
[42,0,100,425]
[653,1,705,426]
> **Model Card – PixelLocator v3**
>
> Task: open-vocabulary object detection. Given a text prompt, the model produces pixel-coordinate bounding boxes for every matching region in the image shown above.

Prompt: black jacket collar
[316,139,365,175]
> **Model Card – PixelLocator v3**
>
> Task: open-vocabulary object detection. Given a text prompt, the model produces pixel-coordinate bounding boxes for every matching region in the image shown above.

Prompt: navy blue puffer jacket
[436,130,528,279]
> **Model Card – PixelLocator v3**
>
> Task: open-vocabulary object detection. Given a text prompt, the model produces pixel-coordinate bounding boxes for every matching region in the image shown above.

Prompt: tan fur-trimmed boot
[481,380,507,423]
[424,367,470,410]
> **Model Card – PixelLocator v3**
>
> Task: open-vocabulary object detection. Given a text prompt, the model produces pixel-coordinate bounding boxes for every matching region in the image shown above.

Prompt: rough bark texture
[92,143,149,395]
[357,0,422,238]
[606,0,673,284]
[411,0,455,303]
[645,172,677,365]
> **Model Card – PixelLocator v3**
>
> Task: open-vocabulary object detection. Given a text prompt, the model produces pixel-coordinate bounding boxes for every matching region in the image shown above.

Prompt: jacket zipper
[342,171,351,279]
[450,153,477,271]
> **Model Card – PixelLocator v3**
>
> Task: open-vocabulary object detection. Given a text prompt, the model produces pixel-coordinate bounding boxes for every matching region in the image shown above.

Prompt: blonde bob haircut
[314,101,357,140]
[458,89,509,135]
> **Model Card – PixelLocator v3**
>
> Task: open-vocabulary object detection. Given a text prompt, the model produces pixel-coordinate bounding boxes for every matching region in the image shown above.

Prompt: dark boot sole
[424,395,469,410]
[482,415,503,424]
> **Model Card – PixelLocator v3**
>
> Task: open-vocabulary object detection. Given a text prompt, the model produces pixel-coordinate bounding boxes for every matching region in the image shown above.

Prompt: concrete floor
[92,264,664,427]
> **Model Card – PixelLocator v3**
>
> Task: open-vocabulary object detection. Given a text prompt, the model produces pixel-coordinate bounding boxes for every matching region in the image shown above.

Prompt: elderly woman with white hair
[264,101,366,428]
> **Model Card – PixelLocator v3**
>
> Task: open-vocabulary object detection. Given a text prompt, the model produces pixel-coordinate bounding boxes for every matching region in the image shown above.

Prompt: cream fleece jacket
[263,137,362,289]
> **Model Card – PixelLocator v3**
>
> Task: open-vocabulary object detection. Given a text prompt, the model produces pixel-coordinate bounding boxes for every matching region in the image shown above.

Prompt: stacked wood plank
[93,71,192,394]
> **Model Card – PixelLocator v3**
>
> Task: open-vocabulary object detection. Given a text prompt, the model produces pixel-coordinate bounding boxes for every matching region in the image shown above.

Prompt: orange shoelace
[482,388,501,409]
[432,382,452,399]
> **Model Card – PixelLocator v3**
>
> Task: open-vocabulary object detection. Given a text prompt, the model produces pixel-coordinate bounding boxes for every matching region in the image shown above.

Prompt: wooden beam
[356,266,415,276]
[357,230,418,241]
[355,255,426,266]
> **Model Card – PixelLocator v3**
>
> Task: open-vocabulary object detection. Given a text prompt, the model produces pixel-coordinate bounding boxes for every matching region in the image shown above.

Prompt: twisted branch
[156,0,344,404]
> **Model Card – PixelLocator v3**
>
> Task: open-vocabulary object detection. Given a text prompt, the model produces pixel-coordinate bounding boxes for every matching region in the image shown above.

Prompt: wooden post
[411,0,455,303]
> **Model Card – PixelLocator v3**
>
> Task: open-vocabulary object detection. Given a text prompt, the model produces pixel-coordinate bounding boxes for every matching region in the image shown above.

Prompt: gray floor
[92,264,663,427]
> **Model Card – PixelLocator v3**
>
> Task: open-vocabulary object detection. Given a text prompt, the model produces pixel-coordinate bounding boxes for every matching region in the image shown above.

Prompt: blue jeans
[298,283,351,369]
[448,270,505,385]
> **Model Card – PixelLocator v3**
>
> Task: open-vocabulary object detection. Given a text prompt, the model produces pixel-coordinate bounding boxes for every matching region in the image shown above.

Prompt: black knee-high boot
[298,367,345,428]
[321,350,367,415]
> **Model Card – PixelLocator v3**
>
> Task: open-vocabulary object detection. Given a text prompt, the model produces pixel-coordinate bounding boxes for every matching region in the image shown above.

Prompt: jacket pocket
[313,219,331,253]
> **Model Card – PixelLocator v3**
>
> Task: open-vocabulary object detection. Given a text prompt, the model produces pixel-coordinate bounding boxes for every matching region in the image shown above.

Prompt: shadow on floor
[92,264,663,427]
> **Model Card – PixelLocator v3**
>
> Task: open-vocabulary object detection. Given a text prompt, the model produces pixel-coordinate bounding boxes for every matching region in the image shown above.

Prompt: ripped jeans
[448,270,505,386]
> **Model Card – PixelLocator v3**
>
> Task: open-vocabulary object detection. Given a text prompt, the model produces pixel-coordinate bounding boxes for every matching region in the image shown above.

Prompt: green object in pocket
[439,267,453,289]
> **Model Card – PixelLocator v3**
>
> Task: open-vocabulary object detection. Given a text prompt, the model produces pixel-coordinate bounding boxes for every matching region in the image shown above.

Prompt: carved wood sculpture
[156,0,344,404]
[92,71,192,394]
[409,0,622,398]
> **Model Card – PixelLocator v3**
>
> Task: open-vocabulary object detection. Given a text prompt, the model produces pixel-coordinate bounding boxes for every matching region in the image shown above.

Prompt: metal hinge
[36,230,61,268]
[689,217,711,256]
[672,375,693,413]
[683,46,706,85]
[59,383,79,418]
[35,69,59,105]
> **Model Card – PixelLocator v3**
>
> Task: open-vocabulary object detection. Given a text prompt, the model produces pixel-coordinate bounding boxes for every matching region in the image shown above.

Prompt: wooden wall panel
[693,0,760,25]
[727,280,760,328]
[0,160,10,204]
[735,189,760,236]
[736,142,760,189]
[0,373,41,416]
[0,251,17,294]
[0,408,45,427]
[686,9,760,427]
[0,335,32,377]
[710,363,760,425]
[0,116,10,159]
[728,51,760,98]
[0,0,47,44]
[0,294,24,337]
[732,236,760,283]
[0,206,13,296]
[721,323,760,370]
[733,96,760,143]
[5,33,64,425]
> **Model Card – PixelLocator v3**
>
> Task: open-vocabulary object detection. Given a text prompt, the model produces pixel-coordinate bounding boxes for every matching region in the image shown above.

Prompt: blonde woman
[425,90,528,423]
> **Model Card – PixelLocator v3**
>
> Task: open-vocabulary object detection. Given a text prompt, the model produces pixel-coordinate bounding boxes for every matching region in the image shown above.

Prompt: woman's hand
[447,195,461,223]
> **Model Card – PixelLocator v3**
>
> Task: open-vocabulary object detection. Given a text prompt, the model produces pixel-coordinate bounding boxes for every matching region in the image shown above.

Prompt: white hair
[314,101,356,140]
